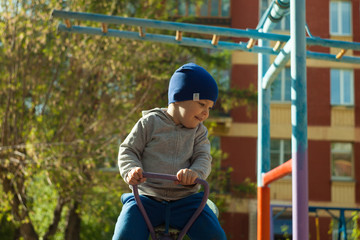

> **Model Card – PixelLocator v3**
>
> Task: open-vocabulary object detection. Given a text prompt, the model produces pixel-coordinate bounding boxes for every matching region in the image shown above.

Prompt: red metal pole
[263,159,292,186]
[257,186,270,240]
[258,159,292,240]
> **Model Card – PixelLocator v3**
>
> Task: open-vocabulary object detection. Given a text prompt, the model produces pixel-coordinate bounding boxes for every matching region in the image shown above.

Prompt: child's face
[173,99,214,128]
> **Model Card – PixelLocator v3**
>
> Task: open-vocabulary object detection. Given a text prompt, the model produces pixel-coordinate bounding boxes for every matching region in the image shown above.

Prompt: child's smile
[168,99,214,128]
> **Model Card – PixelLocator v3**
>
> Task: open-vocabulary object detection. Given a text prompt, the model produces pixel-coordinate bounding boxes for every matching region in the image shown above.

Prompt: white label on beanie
[193,93,200,101]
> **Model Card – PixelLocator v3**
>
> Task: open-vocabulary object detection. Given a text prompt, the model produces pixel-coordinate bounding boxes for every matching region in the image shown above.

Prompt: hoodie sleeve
[118,117,150,184]
[189,124,212,180]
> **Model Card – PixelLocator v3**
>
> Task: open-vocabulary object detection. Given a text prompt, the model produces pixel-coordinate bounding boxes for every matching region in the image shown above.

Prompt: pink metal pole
[290,0,309,239]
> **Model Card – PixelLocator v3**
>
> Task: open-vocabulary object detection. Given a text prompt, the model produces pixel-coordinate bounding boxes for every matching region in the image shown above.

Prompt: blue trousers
[112,192,226,240]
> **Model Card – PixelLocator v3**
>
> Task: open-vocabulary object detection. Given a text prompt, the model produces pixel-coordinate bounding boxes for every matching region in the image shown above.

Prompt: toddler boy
[112,63,226,240]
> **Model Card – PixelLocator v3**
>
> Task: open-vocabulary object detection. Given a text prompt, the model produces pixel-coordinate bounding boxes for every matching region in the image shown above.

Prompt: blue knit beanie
[168,63,218,105]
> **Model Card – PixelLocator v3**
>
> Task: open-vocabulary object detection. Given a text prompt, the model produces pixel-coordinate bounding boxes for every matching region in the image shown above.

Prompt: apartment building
[177,0,360,239]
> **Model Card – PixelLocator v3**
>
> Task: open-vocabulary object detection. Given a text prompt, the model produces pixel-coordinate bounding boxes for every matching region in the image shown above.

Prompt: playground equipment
[272,204,360,240]
[50,9,360,64]
[132,172,211,240]
[51,1,360,239]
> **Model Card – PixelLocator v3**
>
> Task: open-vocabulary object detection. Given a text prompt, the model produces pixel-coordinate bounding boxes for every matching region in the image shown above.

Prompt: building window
[330,1,351,36]
[220,0,230,17]
[175,0,230,17]
[330,69,354,106]
[271,67,291,102]
[177,1,195,16]
[331,143,353,180]
[270,139,291,170]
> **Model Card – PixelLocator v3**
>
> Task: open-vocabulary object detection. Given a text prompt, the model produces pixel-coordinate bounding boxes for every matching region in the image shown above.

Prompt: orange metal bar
[263,159,292,186]
[257,186,270,240]
[258,159,292,240]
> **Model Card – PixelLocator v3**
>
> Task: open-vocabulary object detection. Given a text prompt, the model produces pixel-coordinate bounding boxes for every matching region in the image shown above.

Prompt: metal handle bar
[132,172,209,240]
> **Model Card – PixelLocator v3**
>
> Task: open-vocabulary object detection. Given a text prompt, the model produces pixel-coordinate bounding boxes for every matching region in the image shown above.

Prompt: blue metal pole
[56,24,278,54]
[259,0,291,91]
[257,36,271,188]
[339,210,347,240]
[306,51,360,64]
[52,10,290,42]
[262,0,290,31]
[257,34,271,240]
[257,2,290,238]
[57,24,360,64]
[52,10,360,51]
[290,0,309,239]
[262,40,291,89]
[257,0,284,191]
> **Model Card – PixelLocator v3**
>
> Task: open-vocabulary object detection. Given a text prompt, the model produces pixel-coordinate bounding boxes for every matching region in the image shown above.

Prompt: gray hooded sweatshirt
[118,108,212,201]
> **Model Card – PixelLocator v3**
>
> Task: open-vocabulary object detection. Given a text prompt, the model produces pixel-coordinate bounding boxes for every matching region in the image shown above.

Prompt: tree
[0,0,256,239]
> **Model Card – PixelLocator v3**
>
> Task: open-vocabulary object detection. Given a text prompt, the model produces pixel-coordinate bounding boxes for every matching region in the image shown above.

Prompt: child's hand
[175,168,198,185]
[126,167,146,185]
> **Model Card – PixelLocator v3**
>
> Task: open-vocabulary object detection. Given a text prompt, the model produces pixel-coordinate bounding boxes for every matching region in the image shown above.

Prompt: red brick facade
[219,0,360,239]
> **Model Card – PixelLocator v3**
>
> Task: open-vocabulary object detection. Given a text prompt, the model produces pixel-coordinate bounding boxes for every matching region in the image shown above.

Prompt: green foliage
[27,173,62,238]
[79,173,125,240]
[220,85,257,113]
[351,211,360,239]
[280,224,291,240]
[327,212,360,240]
[207,136,232,212]
[232,178,257,198]
[0,213,17,240]
[0,0,256,239]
